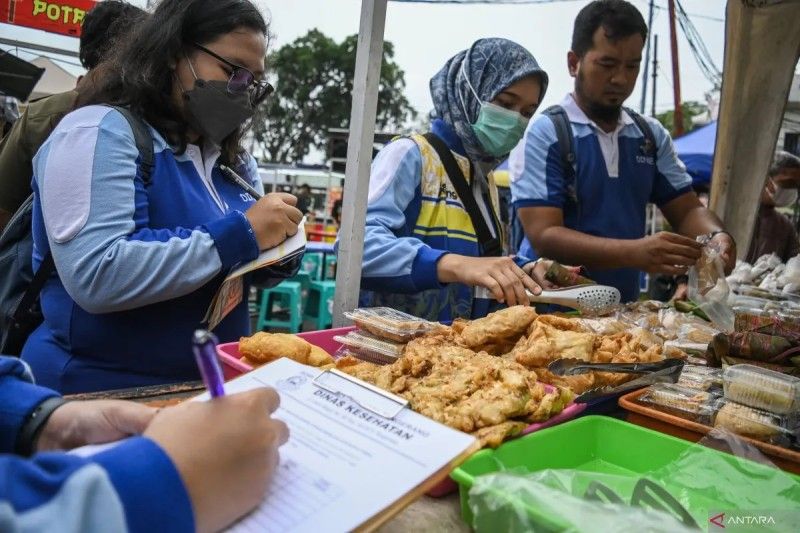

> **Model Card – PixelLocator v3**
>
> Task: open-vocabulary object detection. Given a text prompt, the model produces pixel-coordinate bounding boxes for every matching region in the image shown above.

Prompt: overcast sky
[3,0,730,118]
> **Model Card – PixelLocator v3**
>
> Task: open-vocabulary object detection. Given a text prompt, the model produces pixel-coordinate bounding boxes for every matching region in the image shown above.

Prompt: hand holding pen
[142,329,289,532]
[219,164,303,250]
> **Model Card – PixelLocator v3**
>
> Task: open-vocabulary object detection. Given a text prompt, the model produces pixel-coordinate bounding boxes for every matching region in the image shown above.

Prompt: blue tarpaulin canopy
[673,120,716,188]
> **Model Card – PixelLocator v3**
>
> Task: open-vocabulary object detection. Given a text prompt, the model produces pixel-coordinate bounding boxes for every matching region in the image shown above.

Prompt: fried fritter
[338,336,568,435]
[471,421,529,448]
[239,332,333,368]
[239,332,311,364]
[511,318,596,368]
[307,345,334,367]
[459,306,538,348]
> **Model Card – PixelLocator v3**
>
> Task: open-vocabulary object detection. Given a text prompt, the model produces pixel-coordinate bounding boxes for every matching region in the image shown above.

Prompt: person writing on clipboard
[22,0,301,394]
[0,355,289,533]
[350,38,555,322]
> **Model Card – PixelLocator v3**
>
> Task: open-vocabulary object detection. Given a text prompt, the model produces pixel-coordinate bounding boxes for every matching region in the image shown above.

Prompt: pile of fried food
[239,332,334,368]
[336,306,685,447]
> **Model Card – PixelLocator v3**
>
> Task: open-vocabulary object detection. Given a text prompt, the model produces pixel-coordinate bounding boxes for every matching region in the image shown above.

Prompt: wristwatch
[707,230,736,247]
[15,397,67,456]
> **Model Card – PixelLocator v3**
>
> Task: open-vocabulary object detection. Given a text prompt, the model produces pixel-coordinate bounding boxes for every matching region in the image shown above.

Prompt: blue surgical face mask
[460,67,530,157]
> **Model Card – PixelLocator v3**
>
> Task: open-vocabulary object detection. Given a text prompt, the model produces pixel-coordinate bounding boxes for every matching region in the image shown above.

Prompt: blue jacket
[23,106,297,393]
[0,356,193,533]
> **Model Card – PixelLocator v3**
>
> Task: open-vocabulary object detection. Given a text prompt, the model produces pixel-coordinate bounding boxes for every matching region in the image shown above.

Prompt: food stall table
[67,383,467,532]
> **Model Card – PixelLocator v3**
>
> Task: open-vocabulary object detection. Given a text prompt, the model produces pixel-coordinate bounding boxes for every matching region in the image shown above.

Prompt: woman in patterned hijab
[355,37,554,322]
[430,37,548,164]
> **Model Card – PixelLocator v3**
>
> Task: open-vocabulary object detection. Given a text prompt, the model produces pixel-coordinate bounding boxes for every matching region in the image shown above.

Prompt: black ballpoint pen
[219,164,263,200]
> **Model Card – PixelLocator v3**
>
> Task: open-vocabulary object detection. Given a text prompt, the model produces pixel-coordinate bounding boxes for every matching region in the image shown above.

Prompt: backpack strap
[543,105,578,204]
[623,106,657,157]
[110,106,155,185]
[13,107,154,322]
[543,105,576,178]
[11,250,54,324]
[422,132,503,257]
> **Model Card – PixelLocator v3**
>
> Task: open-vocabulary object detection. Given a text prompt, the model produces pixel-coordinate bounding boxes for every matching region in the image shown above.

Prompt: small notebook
[204,218,307,330]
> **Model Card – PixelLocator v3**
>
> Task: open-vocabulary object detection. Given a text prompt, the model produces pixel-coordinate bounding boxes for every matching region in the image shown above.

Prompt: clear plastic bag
[468,430,800,533]
[468,471,697,533]
[688,236,734,332]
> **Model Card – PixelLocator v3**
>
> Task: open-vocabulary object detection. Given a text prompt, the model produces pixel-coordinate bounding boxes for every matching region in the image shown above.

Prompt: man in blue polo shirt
[510,0,735,302]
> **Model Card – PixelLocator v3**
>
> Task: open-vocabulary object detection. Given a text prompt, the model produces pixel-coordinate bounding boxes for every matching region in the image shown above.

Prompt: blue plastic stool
[256,281,303,333]
[303,280,336,330]
[301,253,323,280]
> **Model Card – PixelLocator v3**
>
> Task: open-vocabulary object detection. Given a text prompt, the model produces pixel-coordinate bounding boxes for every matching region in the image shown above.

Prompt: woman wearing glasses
[22,0,300,393]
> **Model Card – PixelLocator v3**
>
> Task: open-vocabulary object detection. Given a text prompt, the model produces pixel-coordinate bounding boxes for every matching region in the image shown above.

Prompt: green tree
[253,29,417,163]
[656,101,709,135]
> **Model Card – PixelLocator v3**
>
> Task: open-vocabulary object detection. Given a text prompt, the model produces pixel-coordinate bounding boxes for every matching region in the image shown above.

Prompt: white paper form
[195,358,477,533]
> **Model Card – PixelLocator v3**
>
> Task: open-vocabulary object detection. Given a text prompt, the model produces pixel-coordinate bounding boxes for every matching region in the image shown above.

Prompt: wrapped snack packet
[333,331,405,364]
[544,261,594,287]
[344,307,434,342]
[722,364,800,415]
[638,383,721,425]
[714,401,796,446]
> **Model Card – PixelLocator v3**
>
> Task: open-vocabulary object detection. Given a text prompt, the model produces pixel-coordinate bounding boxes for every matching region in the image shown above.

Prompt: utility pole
[667,0,684,135]
[640,0,655,114]
[651,35,658,118]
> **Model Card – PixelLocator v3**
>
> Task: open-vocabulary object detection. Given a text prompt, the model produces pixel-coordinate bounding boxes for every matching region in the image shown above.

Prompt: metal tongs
[547,357,686,376]
[474,284,621,315]
[546,358,686,404]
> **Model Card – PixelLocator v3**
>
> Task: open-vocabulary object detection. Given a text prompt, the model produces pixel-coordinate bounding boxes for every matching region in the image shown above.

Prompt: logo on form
[277,374,307,392]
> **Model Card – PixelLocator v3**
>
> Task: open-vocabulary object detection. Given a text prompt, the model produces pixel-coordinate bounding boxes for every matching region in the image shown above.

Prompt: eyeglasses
[192,43,273,104]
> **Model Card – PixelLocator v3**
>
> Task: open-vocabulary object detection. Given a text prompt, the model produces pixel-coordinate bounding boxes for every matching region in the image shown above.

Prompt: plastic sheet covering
[688,237,734,332]
[468,430,800,532]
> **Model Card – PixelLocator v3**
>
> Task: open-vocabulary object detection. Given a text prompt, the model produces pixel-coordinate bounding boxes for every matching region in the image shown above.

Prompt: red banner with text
[1,0,97,37]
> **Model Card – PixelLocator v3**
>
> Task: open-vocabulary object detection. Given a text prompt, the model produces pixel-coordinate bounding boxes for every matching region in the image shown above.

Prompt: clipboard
[213,358,480,533]
[310,367,480,532]
[312,368,409,420]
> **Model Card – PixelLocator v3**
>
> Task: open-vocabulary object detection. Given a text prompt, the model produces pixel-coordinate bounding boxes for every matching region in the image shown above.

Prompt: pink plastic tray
[427,391,586,497]
[218,327,586,497]
[217,326,356,380]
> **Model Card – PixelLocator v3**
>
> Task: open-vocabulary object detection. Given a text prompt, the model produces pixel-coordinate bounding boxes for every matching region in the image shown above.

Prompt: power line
[656,4,723,22]
[674,0,722,89]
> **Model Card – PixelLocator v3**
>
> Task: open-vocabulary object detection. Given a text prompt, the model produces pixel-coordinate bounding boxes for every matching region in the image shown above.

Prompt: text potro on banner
[1,0,98,37]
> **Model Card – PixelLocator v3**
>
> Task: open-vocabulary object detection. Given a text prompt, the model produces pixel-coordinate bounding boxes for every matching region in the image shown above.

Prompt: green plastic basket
[451,415,800,529]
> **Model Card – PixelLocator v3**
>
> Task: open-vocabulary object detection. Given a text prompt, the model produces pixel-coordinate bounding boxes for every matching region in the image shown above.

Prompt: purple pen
[192,329,226,398]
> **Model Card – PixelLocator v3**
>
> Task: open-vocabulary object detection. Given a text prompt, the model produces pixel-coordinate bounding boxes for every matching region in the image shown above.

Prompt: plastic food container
[676,365,723,393]
[344,307,435,342]
[637,383,721,425]
[714,400,795,445]
[333,331,405,364]
[723,364,800,415]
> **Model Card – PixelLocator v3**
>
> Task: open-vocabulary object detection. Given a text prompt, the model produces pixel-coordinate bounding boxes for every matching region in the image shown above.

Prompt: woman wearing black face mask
[23,0,302,394]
